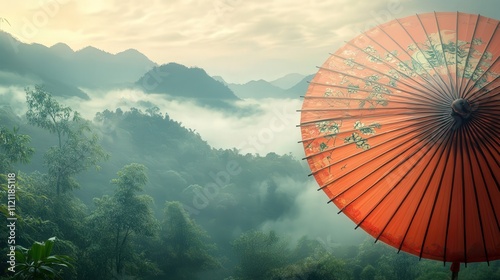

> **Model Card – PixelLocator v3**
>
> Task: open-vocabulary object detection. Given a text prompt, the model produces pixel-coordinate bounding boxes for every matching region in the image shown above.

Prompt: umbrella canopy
[300,12,500,265]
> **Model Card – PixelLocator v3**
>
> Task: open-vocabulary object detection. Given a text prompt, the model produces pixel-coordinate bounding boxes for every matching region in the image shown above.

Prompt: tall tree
[0,125,34,174]
[85,163,158,279]
[158,201,220,279]
[25,85,108,194]
[232,230,290,280]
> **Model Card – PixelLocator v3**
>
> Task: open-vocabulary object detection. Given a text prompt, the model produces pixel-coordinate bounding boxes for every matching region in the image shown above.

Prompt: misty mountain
[285,74,315,97]
[269,73,306,89]
[228,79,287,99]
[136,62,239,100]
[0,31,156,98]
[212,75,228,86]
[226,74,314,99]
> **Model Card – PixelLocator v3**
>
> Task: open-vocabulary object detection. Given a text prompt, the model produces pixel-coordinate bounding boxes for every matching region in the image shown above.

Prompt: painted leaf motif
[316,121,340,136]
[344,132,370,150]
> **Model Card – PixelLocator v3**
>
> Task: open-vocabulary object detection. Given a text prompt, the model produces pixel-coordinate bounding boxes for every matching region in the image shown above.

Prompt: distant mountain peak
[136,62,238,100]
[269,73,307,90]
[0,30,156,98]
[50,42,73,51]
[75,46,112,56]
[49,42,74,56]
[212,75,227,85]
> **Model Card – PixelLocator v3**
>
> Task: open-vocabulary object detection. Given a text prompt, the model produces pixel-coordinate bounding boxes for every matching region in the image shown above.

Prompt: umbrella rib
[307,122,423,172]
[302,114,444,163]
[299,106,434,112]
[458,129,468,265]
[396,121,454,255]
[375,134,449,247]
[316,65,449,106]
[457,14,481,97]
[434,11,457,98]
[324,119,444,194]
[415,13,454,98]
[373,20,449,98]
[333,122,446,210]
[463,56,500,100]
[301,94,424,106]
[467,74,500,104]
[468,117,500,192]
[299,109,443,127]
[466,120,500,230]
[463,124,492,264]
[394,16,452,100]
[304,81,434,105]
[455,12,459,99]
[325,114,449,199]
[418,131,454,260]
[335,41,447,103]
[462,20,500,99]
[473,108,500,124]
[300,114,435,144]
[357,121,451,235]
[443,129,458,264]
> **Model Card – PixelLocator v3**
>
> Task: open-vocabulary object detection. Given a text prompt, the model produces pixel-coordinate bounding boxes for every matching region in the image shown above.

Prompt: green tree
[25,86,108,194]
[0,126,34,174]
[232,230,290,280]
[0,125,34,219]
[13,237,74,280]
[157,201,220,279]
[360,265,376,280]
[84,163,157,279]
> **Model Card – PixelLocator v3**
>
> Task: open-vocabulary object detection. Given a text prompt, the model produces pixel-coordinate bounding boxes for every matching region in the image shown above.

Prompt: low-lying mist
[0,84,367,247]
[60,88,306,158]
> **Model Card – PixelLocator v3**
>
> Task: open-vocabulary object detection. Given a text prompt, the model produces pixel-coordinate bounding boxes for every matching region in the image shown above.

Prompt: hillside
[0,31,156,98]
[136,62,239,100]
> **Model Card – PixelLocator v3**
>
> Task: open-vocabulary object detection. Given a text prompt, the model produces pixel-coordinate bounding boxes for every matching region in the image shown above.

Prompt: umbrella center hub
[451,98,472,119]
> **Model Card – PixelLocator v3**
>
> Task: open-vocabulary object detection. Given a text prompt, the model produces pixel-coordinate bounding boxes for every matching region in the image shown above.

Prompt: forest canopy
[0,88,499,279]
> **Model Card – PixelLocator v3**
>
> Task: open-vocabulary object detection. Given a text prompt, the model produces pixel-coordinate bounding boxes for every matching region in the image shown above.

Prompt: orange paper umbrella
[300,11,500,275]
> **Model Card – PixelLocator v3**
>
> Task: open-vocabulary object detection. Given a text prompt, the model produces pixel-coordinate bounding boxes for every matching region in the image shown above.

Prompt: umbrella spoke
[462,20,500,99]
[373,19,450,100]
[434,11,457,98]
[337,41,449,104]
[463,56,500,100]
[303,114,447,175]
[324,114,450,196]
[300,114,438,145]
[417,124,452,260]
[300,12,500,265]
[416,13,455,98]
[314,65,448,106]
[457,14,480,98]
[463,123,495,264]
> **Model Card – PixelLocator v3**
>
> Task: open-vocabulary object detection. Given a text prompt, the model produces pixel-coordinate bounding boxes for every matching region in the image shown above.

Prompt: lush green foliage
[1,90,498,279]
[13,237,74,280]
[25,86,109,194]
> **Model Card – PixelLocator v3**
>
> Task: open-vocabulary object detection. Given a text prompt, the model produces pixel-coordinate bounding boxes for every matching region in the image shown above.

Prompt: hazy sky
[2,0,500,83]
